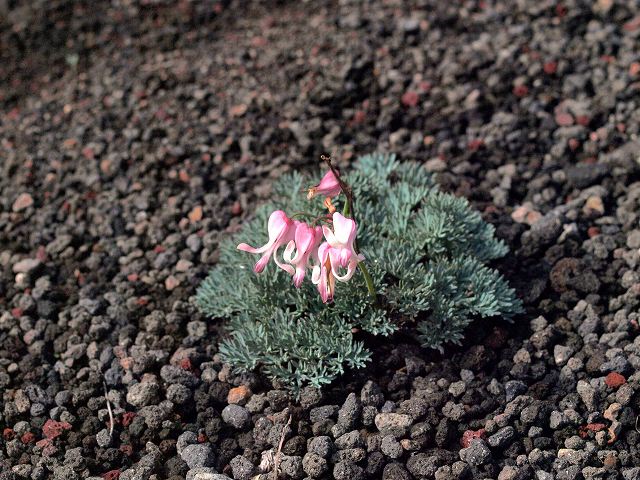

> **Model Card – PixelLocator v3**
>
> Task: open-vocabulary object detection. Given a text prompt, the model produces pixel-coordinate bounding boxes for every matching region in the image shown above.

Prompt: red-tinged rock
[82,147,94,159]
[555,112,574,126]
[36,245,47,262]
[513,85,528,97]
[467,139,484,151]
[11,308,23,318]
[461,429,486,448]
[543,61,557,74]
[401,90,419,107]
[165,275,180,291]
[21,432,35,444]
[36,438,58,456]
[121,412,136,427]
[579,423,606,438]
[623,16,640,31]
[188,205,203,223]
[605,372,626,389]
[576,115,590,126]
[251,36,268,47]
[555,4,567,17]
[42,420,72,440]
[419,81,432,93]
[153,245,165,254]
[231,201,242,216]
[120,444,133,456]
[127,273,138,282]
[198,433,207,443]
[630,63,640,77]
[178,169,190,183]
[568,138,580,151]
[617,123,626,133]
[587,227,600,238]
[136,297,148,306]
[180,358,193,371]
[3,428,14,440]
[230,104,248,117]
[352,110,366,125]
[102,470,120,480]
[228,385,252,405]
[12,192,34,212]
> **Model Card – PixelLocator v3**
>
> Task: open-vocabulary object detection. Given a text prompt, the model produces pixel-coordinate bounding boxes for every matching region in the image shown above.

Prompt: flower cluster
[237,169,365,303]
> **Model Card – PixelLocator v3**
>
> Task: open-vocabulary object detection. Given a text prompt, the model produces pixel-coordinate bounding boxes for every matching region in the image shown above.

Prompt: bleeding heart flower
[312,242,336,303]
[307,169,342,199]
[237,210,295,274]
[284,221,323,288]
[312,212,365,302]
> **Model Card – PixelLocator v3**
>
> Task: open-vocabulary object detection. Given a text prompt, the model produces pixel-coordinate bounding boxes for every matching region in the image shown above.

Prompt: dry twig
[272,415,292,480]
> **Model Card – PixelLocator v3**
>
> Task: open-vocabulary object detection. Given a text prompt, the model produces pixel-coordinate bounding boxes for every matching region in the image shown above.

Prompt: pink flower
[312,212,364,302]
[313,242,336,303]
[307,169,342,199]
[284,222,323,287]
[237,210,295,274]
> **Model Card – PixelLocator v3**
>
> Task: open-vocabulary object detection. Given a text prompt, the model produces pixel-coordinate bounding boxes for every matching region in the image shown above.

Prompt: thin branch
[272,415,292,480]
[103,380,114,439]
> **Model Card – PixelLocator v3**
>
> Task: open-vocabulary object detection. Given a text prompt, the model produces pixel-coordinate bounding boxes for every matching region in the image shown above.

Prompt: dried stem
[103,381,114,439]
[272,415,292,480]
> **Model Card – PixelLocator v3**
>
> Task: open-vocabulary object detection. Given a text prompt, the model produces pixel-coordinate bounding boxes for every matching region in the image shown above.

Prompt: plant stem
[358,262,377,300]
[342,197,351,217]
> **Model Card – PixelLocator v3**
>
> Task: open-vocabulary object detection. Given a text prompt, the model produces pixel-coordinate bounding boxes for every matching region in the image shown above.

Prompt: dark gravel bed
[1,0,640,479]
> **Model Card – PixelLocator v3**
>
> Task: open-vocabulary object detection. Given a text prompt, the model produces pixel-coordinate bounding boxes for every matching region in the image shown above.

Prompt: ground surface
[1,0,640,479]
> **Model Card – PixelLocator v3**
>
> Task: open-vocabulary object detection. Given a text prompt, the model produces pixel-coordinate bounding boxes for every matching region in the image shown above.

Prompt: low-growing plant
[196,153,523,391]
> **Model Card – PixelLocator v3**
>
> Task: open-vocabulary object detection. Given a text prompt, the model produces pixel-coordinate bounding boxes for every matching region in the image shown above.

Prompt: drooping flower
[307,169,341,199]
[284,221,323,287]
[313,242,336,303]
[312,212,365,302]
[237,210,295,274]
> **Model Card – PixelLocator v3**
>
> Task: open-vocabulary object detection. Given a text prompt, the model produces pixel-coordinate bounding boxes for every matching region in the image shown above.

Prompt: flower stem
[342,198,351,217]
[358,262,377,300]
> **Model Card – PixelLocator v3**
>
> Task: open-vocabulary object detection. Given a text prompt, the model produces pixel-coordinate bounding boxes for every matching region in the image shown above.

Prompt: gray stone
[459,439,492,466]
[406,453,438,478]
[229,455,254,480]
[335,430,363,449]
[221,404,251,429]
[576,380,597,411]
[337,393,361,429]
[96,428,112,448]
[126,381,160,407]
[380,435,403,459]
[166,383,192,404]
[181,443,216,469]
[303,453,328,478]
[177,431,199,455]
[488,426,515,449]
[374,413,412,438]
[280,455,303,479]
[333,460,364,480]
[554,345,574,366]
[307,435,332,457]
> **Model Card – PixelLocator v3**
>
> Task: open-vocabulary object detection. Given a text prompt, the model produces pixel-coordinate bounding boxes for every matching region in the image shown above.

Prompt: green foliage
[196,153,523,391]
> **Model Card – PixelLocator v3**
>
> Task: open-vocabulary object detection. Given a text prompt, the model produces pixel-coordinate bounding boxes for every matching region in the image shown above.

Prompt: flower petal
[332,212,356,246]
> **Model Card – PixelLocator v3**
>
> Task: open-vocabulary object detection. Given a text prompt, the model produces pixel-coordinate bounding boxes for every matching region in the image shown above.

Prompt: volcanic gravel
[2,0,640,479]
